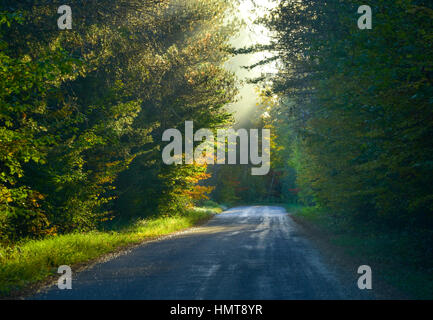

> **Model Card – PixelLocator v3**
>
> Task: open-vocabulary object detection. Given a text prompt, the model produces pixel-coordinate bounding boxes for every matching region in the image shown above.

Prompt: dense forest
[0,0,238,243]
[1,0,433,272]
[214,0,433,234]
[268,0,433,230]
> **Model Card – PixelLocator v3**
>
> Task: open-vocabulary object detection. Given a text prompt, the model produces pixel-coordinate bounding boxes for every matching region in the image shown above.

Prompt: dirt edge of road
[289,213,411,300]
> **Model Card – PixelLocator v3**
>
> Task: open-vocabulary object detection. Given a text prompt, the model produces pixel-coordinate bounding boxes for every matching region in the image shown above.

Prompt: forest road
[32,206,373,299]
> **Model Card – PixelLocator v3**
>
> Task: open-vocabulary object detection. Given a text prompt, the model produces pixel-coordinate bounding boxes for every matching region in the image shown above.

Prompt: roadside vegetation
[287,205,433,299]
[0,205,221,297]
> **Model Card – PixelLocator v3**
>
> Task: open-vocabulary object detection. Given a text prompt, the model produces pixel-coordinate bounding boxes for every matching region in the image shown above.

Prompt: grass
[290,205,433,299]
[0,205,222,297]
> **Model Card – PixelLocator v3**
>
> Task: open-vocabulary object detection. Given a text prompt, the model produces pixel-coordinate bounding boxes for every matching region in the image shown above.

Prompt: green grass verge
[0,206,222,297]
[290,205,433,299]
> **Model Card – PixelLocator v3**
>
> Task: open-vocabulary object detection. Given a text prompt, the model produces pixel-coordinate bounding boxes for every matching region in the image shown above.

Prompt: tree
[266,0,433,229]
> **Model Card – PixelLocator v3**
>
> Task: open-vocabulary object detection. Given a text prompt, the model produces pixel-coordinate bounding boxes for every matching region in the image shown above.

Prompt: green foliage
[0,11,79,241]
[266,0,433,230]
[0,0,238,242]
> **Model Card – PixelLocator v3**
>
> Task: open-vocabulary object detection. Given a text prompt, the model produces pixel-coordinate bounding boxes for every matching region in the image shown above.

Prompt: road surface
[33,206,371,299]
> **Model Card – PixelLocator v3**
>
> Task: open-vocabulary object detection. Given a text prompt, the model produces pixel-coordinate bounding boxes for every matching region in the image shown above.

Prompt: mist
[224,0,279,128]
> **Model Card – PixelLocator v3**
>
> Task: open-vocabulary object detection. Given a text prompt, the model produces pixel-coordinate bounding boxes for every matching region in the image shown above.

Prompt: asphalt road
[33,206,372,299]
